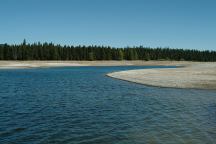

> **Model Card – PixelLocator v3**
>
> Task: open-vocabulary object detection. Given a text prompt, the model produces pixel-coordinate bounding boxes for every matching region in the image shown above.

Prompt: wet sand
[107,62,216,90]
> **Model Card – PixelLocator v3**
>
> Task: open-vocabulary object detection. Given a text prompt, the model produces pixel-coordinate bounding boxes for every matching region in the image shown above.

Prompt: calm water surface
[0,66,216,144]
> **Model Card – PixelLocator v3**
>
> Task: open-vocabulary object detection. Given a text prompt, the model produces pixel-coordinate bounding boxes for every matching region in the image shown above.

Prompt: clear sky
[0,0,215,50]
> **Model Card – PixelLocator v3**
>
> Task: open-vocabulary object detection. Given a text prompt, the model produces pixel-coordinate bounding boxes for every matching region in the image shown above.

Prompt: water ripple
[0,66,216,144]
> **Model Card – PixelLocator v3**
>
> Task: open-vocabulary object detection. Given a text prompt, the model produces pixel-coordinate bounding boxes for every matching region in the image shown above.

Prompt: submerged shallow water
[0,66,216,144]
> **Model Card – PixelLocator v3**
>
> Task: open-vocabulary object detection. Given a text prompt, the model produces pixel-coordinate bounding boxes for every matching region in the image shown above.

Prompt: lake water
[0,66,216,144]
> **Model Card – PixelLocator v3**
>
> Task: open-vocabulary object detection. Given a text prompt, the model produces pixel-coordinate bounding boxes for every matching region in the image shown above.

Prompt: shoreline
[106,74,216,90]
[107,62,216,90]
[0,60,191,69]
[1,60,216,90]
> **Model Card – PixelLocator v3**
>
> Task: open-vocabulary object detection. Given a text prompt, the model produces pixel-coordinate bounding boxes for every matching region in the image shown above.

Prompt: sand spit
[107,62,216,90]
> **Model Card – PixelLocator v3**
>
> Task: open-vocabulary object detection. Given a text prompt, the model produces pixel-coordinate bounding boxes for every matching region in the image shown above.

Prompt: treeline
[0,40,215,61]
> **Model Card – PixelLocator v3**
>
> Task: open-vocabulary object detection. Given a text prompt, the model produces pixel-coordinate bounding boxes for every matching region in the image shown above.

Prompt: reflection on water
[0,66,216,144]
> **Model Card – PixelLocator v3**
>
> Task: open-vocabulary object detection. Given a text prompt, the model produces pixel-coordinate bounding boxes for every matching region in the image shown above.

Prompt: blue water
[0,66,216,144]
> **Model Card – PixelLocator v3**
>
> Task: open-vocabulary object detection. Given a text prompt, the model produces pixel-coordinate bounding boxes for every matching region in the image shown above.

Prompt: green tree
[0,40,215,61]
[88,52,95,61]
[117,49,124,60]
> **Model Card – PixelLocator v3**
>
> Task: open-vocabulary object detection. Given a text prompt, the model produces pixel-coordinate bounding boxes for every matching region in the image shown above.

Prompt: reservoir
[0,66,216,144]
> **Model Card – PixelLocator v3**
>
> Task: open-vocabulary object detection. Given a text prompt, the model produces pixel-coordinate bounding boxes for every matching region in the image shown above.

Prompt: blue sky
[0,0,215,50]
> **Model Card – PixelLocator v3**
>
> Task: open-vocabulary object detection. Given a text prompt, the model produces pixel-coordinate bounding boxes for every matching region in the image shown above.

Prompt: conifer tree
[0,40,215,61]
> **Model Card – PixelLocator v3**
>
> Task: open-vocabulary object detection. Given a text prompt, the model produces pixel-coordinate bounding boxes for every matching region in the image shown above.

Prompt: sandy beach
[107,62,216,90]
[0,60,189,69]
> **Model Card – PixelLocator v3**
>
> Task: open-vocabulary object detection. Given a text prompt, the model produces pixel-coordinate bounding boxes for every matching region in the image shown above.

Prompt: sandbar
[107,62,216,90]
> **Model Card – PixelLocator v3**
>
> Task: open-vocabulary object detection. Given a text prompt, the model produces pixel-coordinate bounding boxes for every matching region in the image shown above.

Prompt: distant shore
[107,62,216,90]
[0,60,190,69]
